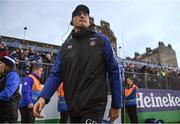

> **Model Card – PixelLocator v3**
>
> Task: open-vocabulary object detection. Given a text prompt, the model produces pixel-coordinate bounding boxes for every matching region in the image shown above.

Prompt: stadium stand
[0,35,180,90]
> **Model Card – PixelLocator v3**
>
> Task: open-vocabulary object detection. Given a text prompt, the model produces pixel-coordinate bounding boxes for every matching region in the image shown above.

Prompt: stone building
[133,41,178,67]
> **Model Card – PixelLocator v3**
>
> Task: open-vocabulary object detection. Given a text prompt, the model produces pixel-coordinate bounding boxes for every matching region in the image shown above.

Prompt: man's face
[0,44,4,49]
[72,11,90,29]
[46,54,51,60]
[34,68,43,78]
[24,50,29,56]
[127,78,133,85]
[0,61,6,72]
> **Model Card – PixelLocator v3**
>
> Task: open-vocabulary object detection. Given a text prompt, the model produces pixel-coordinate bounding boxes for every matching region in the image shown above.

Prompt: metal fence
[16,61,180,90]
[16,61,52,83]
[125,72,180,90]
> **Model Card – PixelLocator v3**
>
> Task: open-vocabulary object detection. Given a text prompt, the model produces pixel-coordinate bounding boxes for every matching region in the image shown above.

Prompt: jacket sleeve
[0,72,20,101]
[21,77,33,104]
[99,33,123,109]
[40,49,62,103]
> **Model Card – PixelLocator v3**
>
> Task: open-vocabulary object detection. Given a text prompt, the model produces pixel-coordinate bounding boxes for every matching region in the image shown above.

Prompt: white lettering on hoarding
[175,97,180,107]
[150,93,156,107]
[167,94,176,107]
[155,96,163,107]
[137,93,145,108]
[137,92,180,108]
[162,96,169,107]
[144,96,151,108]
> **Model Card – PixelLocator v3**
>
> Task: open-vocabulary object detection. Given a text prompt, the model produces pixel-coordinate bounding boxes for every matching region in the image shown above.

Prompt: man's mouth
[79,20,86,23]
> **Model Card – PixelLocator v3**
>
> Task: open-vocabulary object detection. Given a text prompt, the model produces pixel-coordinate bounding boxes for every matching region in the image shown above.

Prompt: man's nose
[80,13,85,19]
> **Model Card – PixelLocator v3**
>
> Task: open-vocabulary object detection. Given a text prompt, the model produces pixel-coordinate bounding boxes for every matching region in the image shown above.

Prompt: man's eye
[84,13,88,16]
[77,12,81,16]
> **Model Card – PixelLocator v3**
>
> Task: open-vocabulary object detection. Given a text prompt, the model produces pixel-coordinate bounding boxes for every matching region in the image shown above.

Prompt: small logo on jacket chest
[89,37,97,47]
[67,45,72,49]
[89,41,96,46]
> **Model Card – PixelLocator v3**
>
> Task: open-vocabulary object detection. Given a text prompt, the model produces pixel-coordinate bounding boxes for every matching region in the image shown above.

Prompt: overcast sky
[0,0,179,66]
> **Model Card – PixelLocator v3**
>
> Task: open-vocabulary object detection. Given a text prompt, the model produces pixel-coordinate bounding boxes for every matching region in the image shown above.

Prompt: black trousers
[70,99,107,124]
[0,103,18,123]
[70,111,104,123]
[126,105,138,123]
[19,106,35,123]
[70,102,106,123]
[59,111,69,123]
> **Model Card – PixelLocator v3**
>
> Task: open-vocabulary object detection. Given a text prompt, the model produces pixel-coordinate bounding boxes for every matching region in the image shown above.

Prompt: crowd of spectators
[123,61,180,77]
[0,40,55,80]
[0,36,57,64]
[9,47,54,64]
[0,38,180,80]
[123,61,180,90]
[9,47,54,78]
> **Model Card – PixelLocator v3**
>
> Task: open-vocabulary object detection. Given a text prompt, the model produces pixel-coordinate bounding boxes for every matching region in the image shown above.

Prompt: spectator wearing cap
[19,63,43,123]
[0,56,20,123]
[0,41,9,57]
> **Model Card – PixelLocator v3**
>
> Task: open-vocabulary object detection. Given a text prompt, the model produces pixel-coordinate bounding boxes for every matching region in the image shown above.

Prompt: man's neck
[32,72,40,79]
[74,27,89,33]
[128,84,133,87]
[74,27,80,33]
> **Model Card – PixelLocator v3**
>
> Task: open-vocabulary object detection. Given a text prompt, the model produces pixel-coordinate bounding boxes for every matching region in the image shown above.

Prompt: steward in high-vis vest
[125,77,138,123]
[57,82,69,123]
[19,64,43,123]
[0,56,20,123]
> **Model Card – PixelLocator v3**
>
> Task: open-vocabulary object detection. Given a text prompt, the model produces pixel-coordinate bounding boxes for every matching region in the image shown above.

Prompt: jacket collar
[72,28,96,39]
[31,72,40,80]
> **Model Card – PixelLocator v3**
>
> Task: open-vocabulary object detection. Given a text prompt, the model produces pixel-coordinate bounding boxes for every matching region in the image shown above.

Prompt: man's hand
[33,97,45,118]
[108,108,119,122]
[28,103,33,109]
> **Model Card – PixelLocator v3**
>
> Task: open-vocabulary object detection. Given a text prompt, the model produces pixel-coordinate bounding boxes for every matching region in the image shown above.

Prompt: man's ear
[88,17,91,27]
[5,65,9,71]
[70,20,73,26]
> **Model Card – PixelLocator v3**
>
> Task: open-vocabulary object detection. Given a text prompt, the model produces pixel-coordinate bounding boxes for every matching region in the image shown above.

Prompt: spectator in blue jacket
[125,76,138,123]
[0,56,20,123]
[19,63,43,123]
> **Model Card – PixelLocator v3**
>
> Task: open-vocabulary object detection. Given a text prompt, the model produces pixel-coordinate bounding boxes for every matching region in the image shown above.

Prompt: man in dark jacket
[34,4,123,123]
[0,56,20,123]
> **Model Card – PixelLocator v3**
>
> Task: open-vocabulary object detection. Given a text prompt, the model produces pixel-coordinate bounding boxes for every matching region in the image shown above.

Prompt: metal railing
[125,72,180,90]
[16,61,180,90]
[16,61,52,83]
[122,59,180,70]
